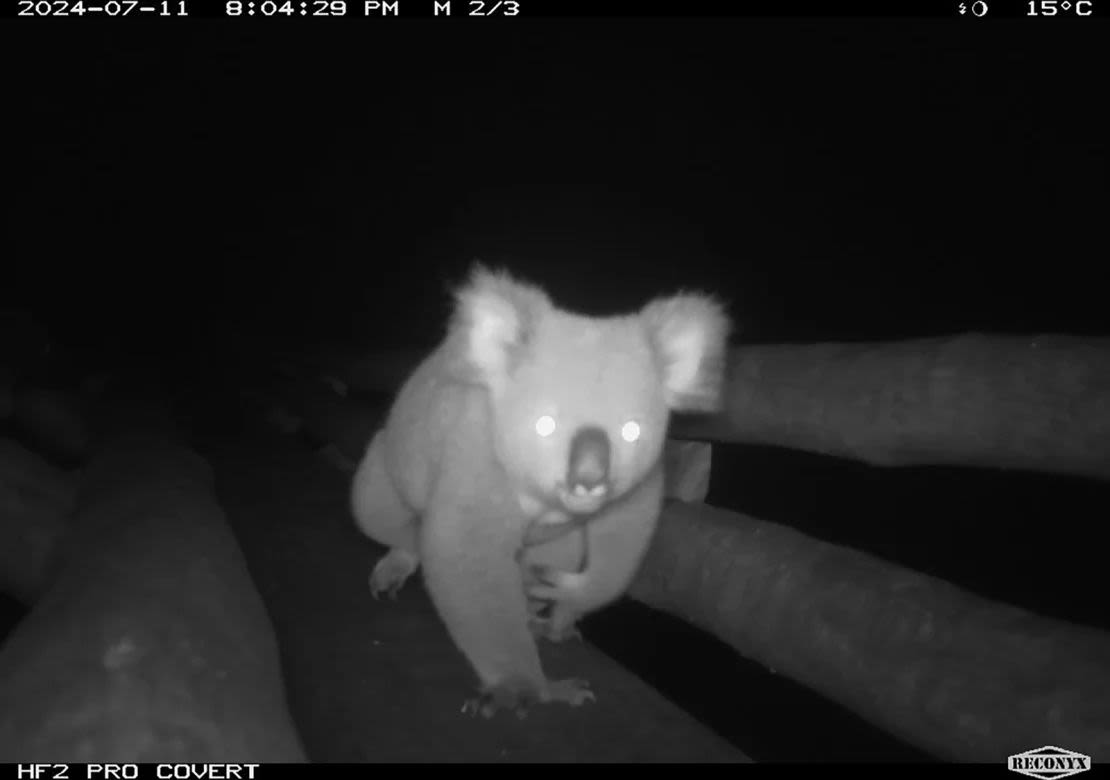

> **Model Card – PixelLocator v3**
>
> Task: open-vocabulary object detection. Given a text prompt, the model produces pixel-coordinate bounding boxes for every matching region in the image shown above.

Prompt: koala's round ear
[641,293,731,413]
[450,264,550,394]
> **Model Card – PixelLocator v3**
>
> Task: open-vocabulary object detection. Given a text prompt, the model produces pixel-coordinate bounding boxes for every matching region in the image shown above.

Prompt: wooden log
[201,428,749,762]
[0,439,76,603]
[629,500,1110,762]
[0,310,51,420]
[0,378,12,421]
[279,334,1110,481]
[0,405,306,762]
[672,334,1110,481]
[269,344,418,400]
[249,337,1110,759]
[8,386,92,465]
[269,376,383,466]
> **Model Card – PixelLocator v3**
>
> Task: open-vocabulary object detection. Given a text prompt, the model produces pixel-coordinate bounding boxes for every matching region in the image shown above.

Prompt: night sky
[8,19,1107,356]
[4,13,1109,760]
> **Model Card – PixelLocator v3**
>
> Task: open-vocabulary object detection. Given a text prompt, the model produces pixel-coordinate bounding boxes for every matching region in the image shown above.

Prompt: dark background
[3,14,1108,761]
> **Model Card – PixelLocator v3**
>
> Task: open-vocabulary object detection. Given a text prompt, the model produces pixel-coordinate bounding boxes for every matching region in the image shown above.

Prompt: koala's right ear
[449,263,549,394]
[641,292,731,413]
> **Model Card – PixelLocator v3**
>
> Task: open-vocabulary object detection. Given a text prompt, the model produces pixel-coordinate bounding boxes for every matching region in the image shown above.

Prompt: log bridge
[1,324,1108,762]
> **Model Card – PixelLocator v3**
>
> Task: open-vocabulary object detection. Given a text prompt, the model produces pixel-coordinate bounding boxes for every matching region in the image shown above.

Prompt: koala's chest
[518,491,581,528]
[536,507,571,527]
[523,506,588,548]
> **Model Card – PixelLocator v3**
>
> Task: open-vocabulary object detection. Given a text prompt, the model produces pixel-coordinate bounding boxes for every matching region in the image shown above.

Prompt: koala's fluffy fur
[351,264,730,717]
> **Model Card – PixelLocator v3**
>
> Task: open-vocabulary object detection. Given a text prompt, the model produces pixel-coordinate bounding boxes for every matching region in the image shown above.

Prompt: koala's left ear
[641,293,731,412]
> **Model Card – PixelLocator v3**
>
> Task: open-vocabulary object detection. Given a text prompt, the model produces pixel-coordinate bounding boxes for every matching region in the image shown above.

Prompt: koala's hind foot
[462,676,595,719]
[369,548,420,600]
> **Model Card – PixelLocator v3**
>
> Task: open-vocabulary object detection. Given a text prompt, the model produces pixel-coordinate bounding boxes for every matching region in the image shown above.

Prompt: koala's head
[449,264,730,516]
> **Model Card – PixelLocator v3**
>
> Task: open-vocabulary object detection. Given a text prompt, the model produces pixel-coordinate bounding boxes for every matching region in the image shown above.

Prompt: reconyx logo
[1008,746,1092,779]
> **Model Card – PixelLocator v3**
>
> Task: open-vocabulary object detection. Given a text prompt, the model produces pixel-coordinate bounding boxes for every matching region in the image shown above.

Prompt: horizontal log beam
[674,333,1110,480]
[630,500,1110,762]
[273,333,1110,481]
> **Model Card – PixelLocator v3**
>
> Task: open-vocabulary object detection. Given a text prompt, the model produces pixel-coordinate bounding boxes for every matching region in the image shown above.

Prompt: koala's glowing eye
[535,415,557,437]
[620,420,641,443]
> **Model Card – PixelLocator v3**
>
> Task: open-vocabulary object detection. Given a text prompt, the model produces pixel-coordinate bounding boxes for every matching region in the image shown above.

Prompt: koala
[520,295,731,644]
[351,264,730,718]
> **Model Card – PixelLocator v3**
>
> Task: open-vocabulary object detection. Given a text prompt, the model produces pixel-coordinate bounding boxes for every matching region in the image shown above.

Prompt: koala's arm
[419,446,592,715]
[420,479,543,679]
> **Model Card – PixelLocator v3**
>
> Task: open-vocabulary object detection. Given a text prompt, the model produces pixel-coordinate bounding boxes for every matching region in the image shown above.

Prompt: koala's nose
[567,425,610,494]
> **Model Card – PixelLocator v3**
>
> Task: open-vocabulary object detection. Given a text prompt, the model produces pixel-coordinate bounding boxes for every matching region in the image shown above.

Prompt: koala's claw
[461,677,595,719]
[546,677,595,707]
[462,693,530,720]
[462,683,535,720]
[369,549,419,600]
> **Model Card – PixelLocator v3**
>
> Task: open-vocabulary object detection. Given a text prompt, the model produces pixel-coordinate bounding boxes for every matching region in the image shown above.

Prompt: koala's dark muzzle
[567,425,610,494]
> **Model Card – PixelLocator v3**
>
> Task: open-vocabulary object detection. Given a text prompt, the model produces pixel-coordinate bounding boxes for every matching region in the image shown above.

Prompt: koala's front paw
[369,548,420,600]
